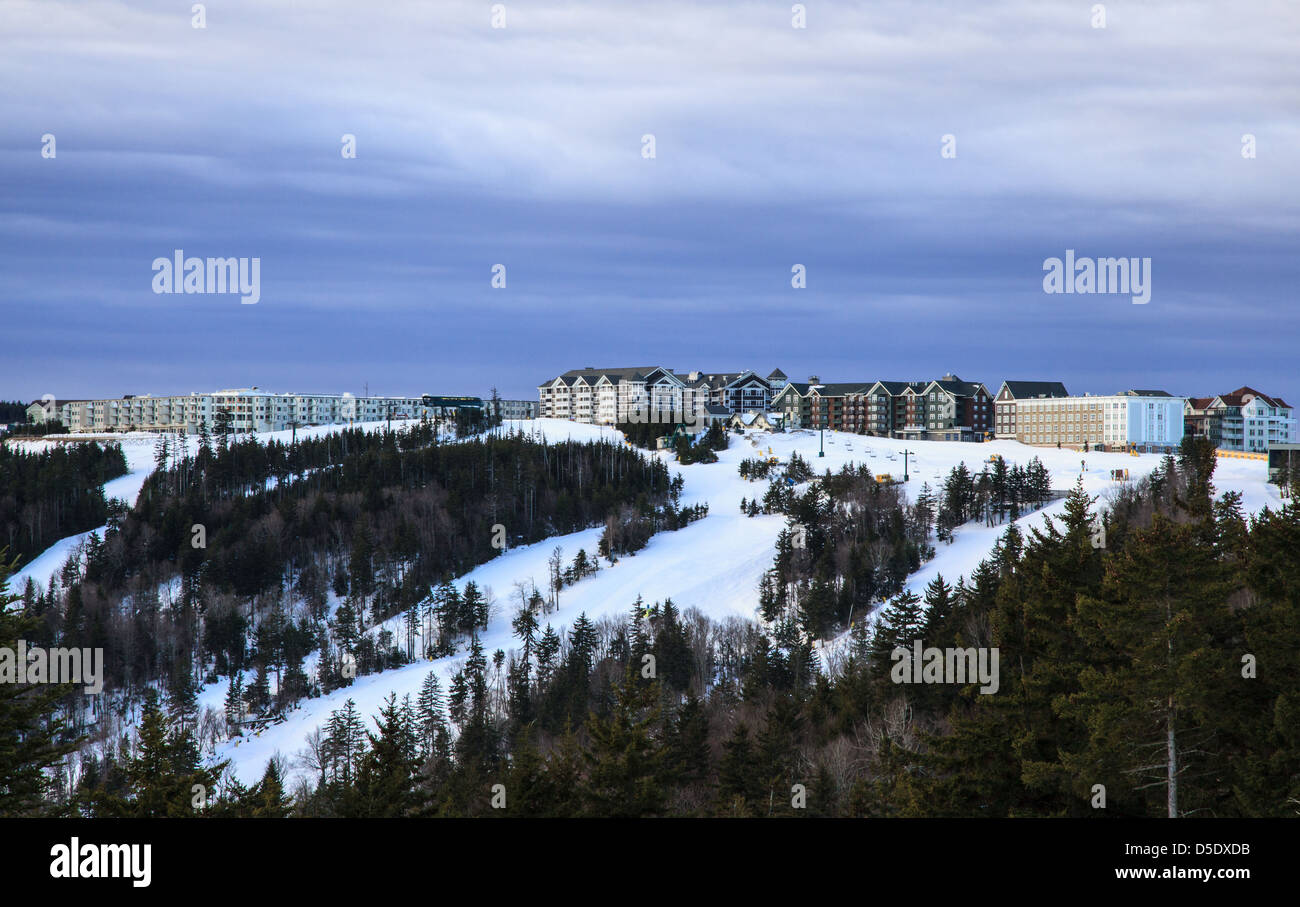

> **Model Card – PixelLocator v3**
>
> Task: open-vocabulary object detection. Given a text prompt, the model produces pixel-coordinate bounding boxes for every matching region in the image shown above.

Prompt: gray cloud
[1,0,1297,402]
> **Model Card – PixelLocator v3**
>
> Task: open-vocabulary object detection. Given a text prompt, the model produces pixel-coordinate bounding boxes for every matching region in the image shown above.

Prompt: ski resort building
[1014,390,1187,450]
[1184,387,1296,453]
[538,366,787,425]
[29,389,431,434]
[993,381,1071,439]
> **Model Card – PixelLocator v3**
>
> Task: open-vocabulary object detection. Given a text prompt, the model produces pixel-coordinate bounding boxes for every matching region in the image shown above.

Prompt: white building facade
[1015,390,1187,450]
[539,367,698,425]
[35,388,429,434]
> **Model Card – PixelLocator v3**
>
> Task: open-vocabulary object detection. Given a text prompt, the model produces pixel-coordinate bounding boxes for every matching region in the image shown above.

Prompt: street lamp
[819,399,826,457]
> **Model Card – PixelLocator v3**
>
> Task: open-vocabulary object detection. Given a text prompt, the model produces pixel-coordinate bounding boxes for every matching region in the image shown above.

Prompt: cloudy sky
[2,0,1297,403]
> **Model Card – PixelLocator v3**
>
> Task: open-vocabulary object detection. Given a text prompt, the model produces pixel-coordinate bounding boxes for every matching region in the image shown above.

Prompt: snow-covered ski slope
[6,419,430,592]
[201,419,1285,783]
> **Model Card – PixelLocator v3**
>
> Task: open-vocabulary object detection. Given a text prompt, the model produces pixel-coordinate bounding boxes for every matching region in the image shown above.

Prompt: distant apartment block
[994,381,1070,438]
[493,399,540,420]
[1184,387,1296,453]
[28,388,433,434]
[1015,390,1186,450]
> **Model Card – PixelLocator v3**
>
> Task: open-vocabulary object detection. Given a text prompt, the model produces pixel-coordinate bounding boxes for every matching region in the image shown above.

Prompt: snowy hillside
[6,419,432,593]
[7,419,1285,785]
[201,421,1286,784]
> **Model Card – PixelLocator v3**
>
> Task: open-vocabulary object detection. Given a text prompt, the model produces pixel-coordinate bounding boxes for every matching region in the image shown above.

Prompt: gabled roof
[807,382,873,396]
[726,371,770,389]
[926,378,989,399]
[867,380,923,396]
[773,383,812,400]
[1224,386,1290,409]
[28,399,86,408]
[998,380,1069,400]
[767,368,788,380]
[673,370,768,391]
[540,367,683,388]
[704,403,732,416]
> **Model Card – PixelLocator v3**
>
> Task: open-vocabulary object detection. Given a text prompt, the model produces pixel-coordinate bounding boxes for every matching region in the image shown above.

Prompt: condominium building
[29,388,431,434]
[538,367,692,425]
[1184,387,1296,453]
[1015,390,1186,450]
[993,381,1070,438]
[771,380,816,429]
[847,381,926,436]
[845,375,993,440]
[895,375,994,441]
[493,399,540,420]
[675,370,777,414]
[537,366,786,425]
[808,382,875,432]
[770,373,993,440]
[25,399,87,426]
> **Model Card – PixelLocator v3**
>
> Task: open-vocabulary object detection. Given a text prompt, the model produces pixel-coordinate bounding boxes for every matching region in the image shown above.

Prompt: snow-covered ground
[206,422,1286,784]
[6,419,1285,784]
[5,420,431,592]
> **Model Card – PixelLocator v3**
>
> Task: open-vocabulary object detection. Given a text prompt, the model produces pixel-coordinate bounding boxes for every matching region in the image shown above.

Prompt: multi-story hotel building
[676,370,778,415]
[807,382,874,432]
[772,374,992,440]
[895,375,993,441]
[538,367,693,425]
[847,381,925,435]
[1184,387,1296,453]
[993,381,1070,439]
[538,366,786,425]
[1015,390,1186,450]
[771,380,815,428]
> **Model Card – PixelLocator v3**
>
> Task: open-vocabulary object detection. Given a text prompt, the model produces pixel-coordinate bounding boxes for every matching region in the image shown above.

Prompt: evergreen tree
[324,698,367,788]
[0,556,79,815]
[582,667,666,817]
[248,758,292,818]
[91,692,225,818]
[921,574,955,644]
[1065,514,1238,817]
[717,723,761,815]
[225,671,245,733]
[356,694,420,816]
[868,590,925,685]
[415,671,448,758]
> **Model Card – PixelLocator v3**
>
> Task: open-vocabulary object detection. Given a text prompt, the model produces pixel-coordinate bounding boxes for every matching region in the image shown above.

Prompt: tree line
[10,435,1299,818]
[0,440,128,564]
[8,422,687,777]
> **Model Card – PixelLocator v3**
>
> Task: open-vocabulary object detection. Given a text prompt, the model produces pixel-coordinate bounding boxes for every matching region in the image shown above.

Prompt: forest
[0,440,128,565]
[6,434,1296,818]
[5,420,698,777]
